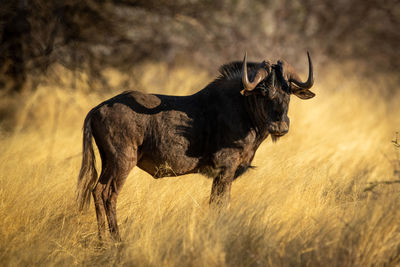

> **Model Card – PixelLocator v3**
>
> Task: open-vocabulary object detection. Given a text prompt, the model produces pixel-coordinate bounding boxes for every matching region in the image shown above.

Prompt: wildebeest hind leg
[102,152,136,241]
[92,181,106,240]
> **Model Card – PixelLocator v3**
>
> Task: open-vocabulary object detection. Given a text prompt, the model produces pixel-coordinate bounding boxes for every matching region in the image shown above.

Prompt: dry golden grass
[1,62,400,266]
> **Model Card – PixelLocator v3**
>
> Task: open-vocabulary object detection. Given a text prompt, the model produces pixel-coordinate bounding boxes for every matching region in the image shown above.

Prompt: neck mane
[216,61,270,138]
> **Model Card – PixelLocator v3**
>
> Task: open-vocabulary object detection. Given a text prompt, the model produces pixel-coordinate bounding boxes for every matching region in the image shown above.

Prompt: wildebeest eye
[273,68,290,93]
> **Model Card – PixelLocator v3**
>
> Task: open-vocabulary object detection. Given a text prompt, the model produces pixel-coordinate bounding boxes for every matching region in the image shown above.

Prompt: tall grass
[0,62,400,266]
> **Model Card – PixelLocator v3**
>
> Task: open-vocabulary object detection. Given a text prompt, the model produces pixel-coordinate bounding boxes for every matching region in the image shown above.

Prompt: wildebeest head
[240,52,314,140]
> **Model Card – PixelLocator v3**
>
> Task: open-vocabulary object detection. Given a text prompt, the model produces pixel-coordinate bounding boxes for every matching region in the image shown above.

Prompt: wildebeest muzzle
[268,120,289,137]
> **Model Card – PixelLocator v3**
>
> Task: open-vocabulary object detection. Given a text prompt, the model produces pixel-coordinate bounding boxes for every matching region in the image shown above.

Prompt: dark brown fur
[77,57,315,241]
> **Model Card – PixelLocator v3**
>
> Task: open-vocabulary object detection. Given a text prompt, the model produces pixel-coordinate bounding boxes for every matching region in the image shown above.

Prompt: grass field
[1,62,400,266]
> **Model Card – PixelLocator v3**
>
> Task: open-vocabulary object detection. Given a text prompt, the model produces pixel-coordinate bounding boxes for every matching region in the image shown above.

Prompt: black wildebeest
[77,52,315,241]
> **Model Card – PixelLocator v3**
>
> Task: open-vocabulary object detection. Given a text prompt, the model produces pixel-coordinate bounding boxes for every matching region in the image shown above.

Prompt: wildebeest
[77,52,315,241]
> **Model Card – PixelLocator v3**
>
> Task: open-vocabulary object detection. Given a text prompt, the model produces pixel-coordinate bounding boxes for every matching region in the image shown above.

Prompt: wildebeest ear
[292,88,315,99]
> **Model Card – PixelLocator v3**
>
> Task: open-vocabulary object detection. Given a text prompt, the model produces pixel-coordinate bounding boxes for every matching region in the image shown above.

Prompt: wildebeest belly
[137,110,203,178]
[137,140,201,178]
[137,156,200,178]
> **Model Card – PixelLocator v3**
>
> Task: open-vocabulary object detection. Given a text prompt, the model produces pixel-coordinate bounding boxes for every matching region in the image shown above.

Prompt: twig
[364,180,400,192]
[392,132,400,148]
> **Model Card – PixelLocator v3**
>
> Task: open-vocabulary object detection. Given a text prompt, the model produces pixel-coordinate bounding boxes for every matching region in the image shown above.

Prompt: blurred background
[1,1,400,265]
[1,0,399,94]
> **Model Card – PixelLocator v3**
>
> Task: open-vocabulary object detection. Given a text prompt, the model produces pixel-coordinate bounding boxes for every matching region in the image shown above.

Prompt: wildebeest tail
[76,111,98,211]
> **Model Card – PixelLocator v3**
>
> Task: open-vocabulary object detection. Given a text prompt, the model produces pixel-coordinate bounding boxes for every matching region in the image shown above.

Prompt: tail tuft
[76,113,98,211]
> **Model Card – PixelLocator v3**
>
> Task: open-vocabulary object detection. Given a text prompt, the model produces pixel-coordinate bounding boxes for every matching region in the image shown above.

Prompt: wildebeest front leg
[209,169,235,206]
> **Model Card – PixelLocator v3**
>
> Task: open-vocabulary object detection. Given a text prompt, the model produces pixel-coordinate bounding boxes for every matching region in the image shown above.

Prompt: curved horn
[289,51,314,89]
[241,52,269,94]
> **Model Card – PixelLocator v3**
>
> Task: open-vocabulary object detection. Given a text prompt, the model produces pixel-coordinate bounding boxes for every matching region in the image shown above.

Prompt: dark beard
[271,135,281,143]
